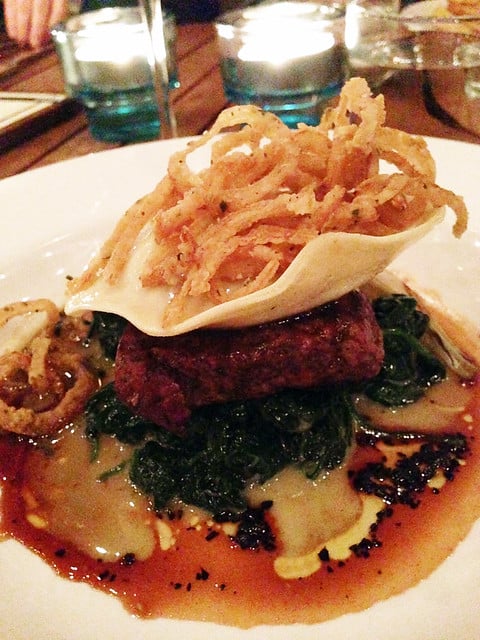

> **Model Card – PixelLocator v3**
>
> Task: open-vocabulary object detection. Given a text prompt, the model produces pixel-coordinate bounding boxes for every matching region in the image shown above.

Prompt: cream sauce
[247,464,361,558]
[24,425,156,562]
[355,372,473,432]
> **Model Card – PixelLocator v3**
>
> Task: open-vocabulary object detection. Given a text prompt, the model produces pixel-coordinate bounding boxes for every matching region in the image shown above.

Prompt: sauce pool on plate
[1,373,479,628]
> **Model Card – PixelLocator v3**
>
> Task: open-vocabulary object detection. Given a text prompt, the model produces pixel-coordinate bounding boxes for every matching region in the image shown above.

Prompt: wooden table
[1,21,479,181]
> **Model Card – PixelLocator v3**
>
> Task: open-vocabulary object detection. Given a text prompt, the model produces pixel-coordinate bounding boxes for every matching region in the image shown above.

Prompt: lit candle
[215,1,346,125]
[75,21,157,91]
[237,3,336,64]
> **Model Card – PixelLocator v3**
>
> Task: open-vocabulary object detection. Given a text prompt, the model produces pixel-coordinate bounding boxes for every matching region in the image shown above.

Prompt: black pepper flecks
[318,547,330,562]
[230,501,276,552]
[205,529,219,542]
[318,432,470,569]
[351,432,469,508]
[121,552,136,567]
[349,536,383,559]
[196,567,210,581]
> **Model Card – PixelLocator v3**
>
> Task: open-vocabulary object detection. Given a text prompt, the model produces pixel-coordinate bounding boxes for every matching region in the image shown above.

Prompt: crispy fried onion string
[0,300,97,436]
[68,77,468,327]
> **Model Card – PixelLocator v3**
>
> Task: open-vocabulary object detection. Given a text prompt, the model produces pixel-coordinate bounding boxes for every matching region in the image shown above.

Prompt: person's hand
[4,0,69,49]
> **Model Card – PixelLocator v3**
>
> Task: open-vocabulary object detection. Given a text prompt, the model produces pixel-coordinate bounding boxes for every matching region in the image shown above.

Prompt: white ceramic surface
[1,136,479,640]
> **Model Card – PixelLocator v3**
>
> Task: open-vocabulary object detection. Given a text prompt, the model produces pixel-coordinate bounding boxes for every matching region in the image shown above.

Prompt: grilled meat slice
[115,291,384,434]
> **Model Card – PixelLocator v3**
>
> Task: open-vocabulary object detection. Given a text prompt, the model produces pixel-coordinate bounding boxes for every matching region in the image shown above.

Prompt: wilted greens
[85,295,446,516]
[86,383,356,513]
[363,294,446,406]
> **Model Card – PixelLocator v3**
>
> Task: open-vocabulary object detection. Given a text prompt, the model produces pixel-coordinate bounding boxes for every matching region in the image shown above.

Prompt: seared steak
[115,291,384,434]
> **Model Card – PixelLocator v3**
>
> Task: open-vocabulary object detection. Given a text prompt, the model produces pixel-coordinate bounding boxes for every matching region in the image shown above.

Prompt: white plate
[1,136,480,640]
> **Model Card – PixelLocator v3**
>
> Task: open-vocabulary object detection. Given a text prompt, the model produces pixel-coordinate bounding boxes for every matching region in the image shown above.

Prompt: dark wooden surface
[0,22,479,181]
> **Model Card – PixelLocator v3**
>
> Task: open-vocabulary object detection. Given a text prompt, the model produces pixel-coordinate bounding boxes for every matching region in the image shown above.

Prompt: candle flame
[239,29,336,65]
[75,22,165,64]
